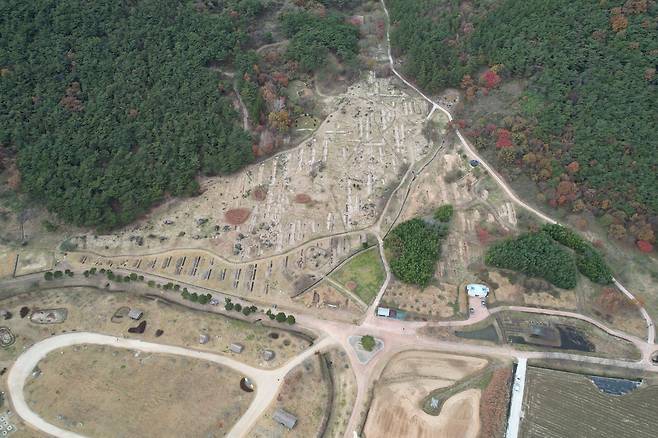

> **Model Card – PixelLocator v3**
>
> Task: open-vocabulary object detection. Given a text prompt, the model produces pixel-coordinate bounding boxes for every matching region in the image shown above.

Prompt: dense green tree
[385,217,450,286]
[485,232,578,289]
[280,10,359,71]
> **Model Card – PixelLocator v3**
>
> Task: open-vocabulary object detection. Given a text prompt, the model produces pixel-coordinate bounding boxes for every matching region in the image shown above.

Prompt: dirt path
[8,332,335,438]
[233,79,250,131]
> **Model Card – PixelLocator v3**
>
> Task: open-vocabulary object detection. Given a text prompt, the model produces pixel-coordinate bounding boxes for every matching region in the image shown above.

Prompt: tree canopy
[280,10,360,71]
[0,0,260,229]
[385,217,450,286]
[485,231,579,289]
[386,0,658,244]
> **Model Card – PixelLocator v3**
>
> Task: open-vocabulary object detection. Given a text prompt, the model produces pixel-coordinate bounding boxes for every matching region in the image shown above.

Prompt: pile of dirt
[345,281,357,291]
[252,186,267,201]
[225,208,251,225]
[294,193,312,204]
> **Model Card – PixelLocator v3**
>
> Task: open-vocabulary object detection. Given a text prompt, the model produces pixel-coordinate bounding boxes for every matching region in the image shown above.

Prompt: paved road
[7,332,335,438]
[506,357,527,438]
[378,0,654,344]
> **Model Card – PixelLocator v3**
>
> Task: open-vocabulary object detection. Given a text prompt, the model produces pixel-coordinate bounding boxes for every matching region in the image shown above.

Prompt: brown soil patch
[252,186,267,201]
[365,351,486,438]
[225,208,251,225]
[345,280,357,291]
[365,386,481,438]
[294,193,312,204]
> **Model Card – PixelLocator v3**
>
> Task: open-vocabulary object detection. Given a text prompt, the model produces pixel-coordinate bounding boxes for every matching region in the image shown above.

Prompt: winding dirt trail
[7,332,335,438]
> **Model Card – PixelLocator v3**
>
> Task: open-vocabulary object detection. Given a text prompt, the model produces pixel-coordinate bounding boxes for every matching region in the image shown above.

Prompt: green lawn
[331,247,385,305]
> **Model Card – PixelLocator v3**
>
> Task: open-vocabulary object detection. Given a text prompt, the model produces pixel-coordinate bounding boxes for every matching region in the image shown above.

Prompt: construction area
[363,351,488,438]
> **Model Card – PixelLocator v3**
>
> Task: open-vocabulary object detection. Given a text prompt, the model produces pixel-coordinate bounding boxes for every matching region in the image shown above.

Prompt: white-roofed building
[466,284,489,298]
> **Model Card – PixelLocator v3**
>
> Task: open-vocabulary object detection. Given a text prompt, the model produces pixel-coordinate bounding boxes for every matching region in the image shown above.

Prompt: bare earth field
[24,345,252,437]
[363,351,487,438]
[249,355,330,437]
[521,367,658,438]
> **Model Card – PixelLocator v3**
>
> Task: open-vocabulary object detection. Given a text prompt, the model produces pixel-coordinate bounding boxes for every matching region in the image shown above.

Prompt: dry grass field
[521,367,658,438]
[0,287,310,371]
[249,355,330,437]
[322,348,357,438]
[24,345,252,437]
[363,351,487,438]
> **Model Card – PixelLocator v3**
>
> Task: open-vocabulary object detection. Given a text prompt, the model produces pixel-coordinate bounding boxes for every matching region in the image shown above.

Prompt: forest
[0,0,261,228]
[485,224,613,289]
[385,210,451,286]
[485,232,579,289]
[280,9,360,71]
[386,0,658,249]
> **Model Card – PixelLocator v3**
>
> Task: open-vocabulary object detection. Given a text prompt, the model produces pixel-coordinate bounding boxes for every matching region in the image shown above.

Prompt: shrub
[286,315,296,325]
[129,273,138,281]
[275,312,287,323]
[44,271,53,281]
[53,270,63,279]
[242,307,251,316]
[360,335,376,351]
[235,303,243,312]
[147,280,155,287]
[434,204,454,222]
[225,302,235,311]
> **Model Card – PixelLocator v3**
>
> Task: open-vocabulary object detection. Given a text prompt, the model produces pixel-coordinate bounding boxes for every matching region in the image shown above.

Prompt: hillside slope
[387,0,657,248]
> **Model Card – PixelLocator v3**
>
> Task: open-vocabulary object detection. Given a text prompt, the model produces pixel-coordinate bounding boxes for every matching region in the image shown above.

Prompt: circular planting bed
[225,208,251,225]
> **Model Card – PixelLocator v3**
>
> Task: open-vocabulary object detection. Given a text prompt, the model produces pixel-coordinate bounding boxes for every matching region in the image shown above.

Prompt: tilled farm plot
[521,367,658,438]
